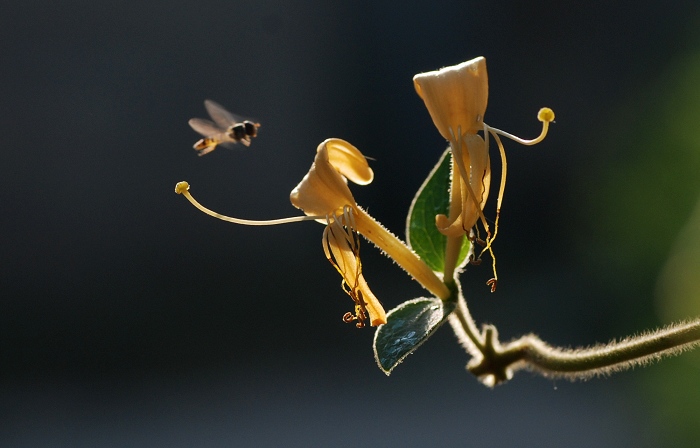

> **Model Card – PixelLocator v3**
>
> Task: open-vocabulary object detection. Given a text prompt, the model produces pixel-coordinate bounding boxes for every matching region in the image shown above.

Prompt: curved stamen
[486,107,555,146]
[475,128,507,289]
[476,108,554,291]
[175,181,325,225]
[487,125,507,211]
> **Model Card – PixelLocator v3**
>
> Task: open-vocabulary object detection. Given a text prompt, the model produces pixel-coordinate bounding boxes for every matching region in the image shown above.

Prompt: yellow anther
[175,181,190,194]
[538,107,555,123]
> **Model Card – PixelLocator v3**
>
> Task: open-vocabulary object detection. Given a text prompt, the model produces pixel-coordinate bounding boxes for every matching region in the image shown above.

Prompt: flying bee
[188,99,260,156]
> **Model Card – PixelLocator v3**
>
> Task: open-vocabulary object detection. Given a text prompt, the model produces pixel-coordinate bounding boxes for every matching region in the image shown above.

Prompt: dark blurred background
[3,1,700,446]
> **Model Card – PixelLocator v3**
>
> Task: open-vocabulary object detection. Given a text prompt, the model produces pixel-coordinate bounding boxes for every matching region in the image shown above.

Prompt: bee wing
[204,99,244,129]
[188,118,226,138]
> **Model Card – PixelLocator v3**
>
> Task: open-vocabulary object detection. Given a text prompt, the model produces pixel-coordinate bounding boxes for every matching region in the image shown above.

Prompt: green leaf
[373,297,456,375]
[406,149,470,273]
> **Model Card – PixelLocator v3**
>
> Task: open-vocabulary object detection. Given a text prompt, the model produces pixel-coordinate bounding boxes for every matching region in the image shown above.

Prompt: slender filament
[175,181,324,225]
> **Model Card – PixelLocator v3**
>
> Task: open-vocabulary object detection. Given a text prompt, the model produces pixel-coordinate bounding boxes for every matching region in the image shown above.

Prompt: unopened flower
[176,139,450,327]
[414,56,555,290]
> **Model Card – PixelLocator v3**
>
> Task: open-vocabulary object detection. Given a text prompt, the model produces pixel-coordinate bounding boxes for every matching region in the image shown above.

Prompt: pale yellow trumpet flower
[414,56,554,290]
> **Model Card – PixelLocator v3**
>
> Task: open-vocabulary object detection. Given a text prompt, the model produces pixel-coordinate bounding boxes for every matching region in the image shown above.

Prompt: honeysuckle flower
[414,56,555,290]
[289,138,373,218]
[288,139,383,327]
[292,139,450,299]
[175,138,450,327]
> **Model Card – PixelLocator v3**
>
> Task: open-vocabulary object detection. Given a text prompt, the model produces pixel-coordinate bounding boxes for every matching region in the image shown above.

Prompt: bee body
[189,100,260,156]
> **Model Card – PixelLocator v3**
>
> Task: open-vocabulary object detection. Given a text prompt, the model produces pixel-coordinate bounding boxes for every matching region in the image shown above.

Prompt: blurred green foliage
[584,53,700,284]
[585,51,700,446]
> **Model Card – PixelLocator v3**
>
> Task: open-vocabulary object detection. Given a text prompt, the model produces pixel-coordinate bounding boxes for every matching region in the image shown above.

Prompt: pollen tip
[175,181,190,194]
[537,107,555,123]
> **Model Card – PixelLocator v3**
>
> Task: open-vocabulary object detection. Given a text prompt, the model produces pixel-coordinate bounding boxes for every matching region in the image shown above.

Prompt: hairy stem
[466,319,700,384]
[448,288,484,354]
[353,206,451,300]
[522,319,700,376]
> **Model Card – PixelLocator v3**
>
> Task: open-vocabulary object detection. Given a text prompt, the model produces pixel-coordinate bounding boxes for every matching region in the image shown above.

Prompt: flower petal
[460,133,491,230]
[413,57,489,140]
[323,210,386,327]
[324,138,374,186]
[436,134,491,236]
